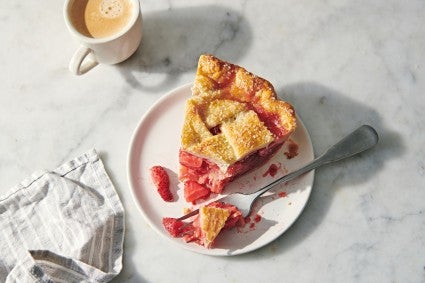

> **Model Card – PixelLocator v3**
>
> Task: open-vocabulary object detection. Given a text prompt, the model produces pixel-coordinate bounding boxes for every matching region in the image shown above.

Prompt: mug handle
[69,46,99,75]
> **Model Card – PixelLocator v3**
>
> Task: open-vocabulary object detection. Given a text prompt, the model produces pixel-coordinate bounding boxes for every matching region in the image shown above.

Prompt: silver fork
[178,125,379,220]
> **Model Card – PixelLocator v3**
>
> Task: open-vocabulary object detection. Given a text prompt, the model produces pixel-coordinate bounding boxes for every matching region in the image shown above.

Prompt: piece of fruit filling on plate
[162,54,297,248]
[150,166,173,202]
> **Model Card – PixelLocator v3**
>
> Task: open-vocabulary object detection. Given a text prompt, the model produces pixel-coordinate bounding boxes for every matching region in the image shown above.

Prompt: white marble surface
[1,0,424,282]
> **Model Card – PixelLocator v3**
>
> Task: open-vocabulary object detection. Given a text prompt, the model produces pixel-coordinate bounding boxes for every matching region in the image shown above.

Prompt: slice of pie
[162,202,244,248]
[179,54,297,203]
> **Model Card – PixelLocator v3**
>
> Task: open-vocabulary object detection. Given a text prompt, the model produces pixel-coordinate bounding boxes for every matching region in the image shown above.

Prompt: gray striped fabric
[0,149,124,282]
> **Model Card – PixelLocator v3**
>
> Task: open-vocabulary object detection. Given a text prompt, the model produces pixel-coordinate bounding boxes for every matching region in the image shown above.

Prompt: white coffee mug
[64,0,142,75]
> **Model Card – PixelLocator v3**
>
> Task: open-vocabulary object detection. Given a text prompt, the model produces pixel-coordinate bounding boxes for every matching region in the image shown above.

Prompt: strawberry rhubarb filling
[179,139,285,203]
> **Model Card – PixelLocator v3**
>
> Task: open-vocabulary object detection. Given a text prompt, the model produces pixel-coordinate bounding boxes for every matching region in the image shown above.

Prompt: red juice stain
[246,214,262,230]
[254,214,262,222]
[263,163,280,177]
[278,191,287,198]
[284,140,299,159]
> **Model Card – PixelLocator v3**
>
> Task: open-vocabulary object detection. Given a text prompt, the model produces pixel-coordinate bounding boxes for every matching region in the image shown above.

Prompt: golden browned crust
[199,206,230,248]
[181,54,296,169]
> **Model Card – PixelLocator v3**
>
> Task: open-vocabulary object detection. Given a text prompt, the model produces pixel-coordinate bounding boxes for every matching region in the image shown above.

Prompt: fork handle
[250,125,379,200]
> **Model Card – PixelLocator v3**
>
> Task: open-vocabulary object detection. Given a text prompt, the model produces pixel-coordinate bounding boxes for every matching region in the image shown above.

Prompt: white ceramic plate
[128,83,314,256]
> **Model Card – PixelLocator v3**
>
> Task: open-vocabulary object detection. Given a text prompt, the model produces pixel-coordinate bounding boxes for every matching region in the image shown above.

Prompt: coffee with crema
[69,0,133,38]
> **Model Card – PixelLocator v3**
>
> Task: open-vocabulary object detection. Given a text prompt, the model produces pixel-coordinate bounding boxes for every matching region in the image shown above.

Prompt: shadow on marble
[226,81,405,259]
[117,5,252,92]
[110,223,150,283]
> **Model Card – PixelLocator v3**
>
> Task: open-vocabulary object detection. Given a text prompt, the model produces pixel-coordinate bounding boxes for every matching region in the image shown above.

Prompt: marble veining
[1,0,424,282]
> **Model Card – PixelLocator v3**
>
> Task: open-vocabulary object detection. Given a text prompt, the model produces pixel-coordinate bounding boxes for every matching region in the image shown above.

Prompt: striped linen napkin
[0,149,124,282]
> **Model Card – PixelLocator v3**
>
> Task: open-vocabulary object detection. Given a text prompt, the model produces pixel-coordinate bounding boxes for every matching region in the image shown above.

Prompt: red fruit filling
[162,218,184,237]
[150,165,173,202]
[184,181,211,203]
[179,141,284,202]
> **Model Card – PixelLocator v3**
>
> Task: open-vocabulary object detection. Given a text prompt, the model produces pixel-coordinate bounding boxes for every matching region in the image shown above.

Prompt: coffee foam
[100,0,124,18]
